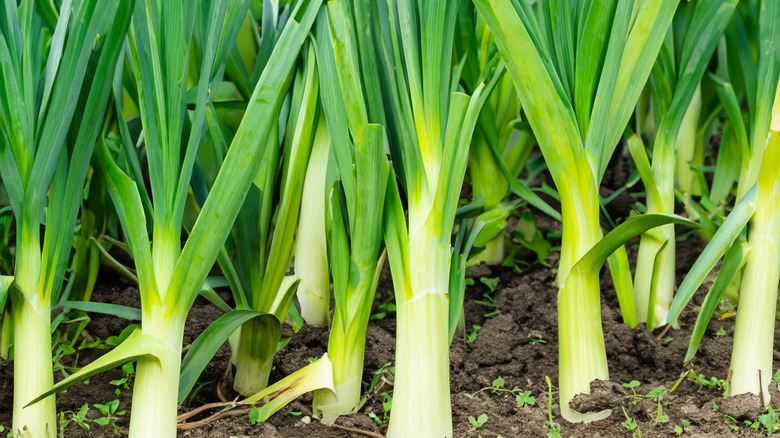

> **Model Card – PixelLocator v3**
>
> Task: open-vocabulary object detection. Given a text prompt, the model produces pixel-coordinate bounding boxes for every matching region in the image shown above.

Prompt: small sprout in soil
[468,413,488,431]
[544,376,563,438]
[660,336,674,345]
[475,280,500,318]
[93,399,125,431]
[773,369,780,392]
[674,419,690,435]
[109,362,134,396]
[644,387,668,426]
[52,341,75,365]
[474,376,535,407]
[527,334,547,344]
[368,392,394,425]
[622,380,642,400]
[58,404,91,436]
[249,406,262,425]
[289,411,302,416]
[368,362,394,393]
[516,390,536,407]
[645,386,666,403]
[621,407,641,438]
[758,406,780,436]
[744,419,762,433]
[467,325,482,343]
[715,327,727,336]
[479,277,500,292]
[687,370,728,396]
[370,289,397,320]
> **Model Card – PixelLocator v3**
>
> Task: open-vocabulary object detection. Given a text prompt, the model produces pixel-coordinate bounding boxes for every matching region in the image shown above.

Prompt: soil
[0,228,776,437]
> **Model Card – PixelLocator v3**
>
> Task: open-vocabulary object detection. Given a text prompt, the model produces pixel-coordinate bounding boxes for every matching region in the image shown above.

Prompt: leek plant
[373,0,497,435]
[224,43,321,397]
[473,0,690,422]
[0,1,132,435]
[311,2,390,423]
[666,1,780,405]
[665,1,780,337]
[727,88,780,404]
[176,1,336,403]
[294,129,331,327]
[667,75,780,405]
[30,1,323,437]
[455,5,536,266]
[629,0,736,329]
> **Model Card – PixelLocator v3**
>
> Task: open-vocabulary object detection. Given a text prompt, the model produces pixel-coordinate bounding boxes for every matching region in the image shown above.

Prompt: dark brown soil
[0,233,776,437]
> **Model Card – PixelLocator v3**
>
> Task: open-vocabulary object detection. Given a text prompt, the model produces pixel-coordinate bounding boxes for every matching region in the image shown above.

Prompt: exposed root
[330,423,385,438]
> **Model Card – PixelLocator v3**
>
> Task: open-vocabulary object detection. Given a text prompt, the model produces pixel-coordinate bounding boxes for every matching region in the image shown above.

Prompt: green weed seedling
[249,407,262,425]
[468,413,488,431]
[92,399,126,431]
[623,380,642,400]
[545,376,563,438]
[476,277,501,318]
[58,405,91,437]
[474,377,536,408]
[109,362,134,396]
[758,407,780,436]
[674,419,690,435]
[467,325,482,344]
[368,392,394,426]
[646,386,666,403]
[646,387,669,426]
[621,407,641,438]
[688,370,728,397]
[479,277,500,293]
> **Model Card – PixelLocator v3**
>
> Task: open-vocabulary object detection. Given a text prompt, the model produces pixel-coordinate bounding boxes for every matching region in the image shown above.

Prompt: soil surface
[0,229,776,437]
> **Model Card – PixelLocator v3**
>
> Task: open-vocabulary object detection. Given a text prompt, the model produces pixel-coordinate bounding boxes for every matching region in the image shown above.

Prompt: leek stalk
[28,2,322,437]
[375,1,494,434]
[632,1,736,328]
[312,0,390,422]
[727,78,780,403]
[473,0,680,422]
[0,1,132,435]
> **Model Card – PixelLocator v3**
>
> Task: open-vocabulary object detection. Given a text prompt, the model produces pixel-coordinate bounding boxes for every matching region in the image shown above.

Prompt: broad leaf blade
[178,309,280,403]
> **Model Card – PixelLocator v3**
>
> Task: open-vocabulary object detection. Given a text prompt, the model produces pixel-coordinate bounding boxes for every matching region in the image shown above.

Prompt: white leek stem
[728,135,780,402]
[675,84,703,195]
[12,297,55,438]
[295,119,330,327]
[557,178,610,423]
[313,319,365,424]
[387,230,452,438]
[635,139,676,328]
[387,292,451,438]
[127,309,185,438]
[12,221,55,438]
[233,319,274,396]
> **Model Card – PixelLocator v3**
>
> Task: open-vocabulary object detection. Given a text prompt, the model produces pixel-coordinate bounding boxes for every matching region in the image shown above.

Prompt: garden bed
[0,236,775,438]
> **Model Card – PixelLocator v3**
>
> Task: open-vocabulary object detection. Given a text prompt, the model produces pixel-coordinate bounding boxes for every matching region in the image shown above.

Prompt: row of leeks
[15,1,324,437]
[2,0,780,437]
